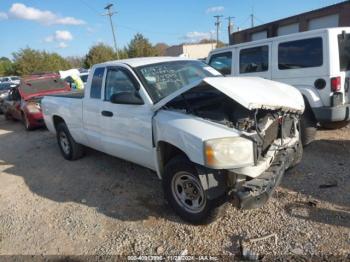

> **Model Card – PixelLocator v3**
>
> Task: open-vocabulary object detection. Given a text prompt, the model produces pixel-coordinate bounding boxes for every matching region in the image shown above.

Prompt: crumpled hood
[153,76,305,113]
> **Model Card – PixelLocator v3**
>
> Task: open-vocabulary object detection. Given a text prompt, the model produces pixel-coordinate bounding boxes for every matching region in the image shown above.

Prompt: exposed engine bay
[164,84,300,158]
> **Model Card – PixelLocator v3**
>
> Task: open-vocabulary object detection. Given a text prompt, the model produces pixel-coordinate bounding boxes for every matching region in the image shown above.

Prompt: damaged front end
[163,82,303,209]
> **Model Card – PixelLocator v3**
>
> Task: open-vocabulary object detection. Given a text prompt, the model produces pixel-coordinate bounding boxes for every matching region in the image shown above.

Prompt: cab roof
[96,56,195,68]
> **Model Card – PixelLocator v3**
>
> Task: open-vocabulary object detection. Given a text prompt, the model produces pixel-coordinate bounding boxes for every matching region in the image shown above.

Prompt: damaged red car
[4,74,70,130]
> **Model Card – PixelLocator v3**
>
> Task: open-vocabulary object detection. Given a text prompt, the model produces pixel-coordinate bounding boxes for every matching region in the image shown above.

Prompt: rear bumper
[26,112,45,127]
[313,104,350,122]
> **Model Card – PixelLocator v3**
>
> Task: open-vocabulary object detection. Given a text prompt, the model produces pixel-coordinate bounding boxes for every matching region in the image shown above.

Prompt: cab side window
[239,45,269,73]
[209,52,232,75]
[90,67,105,99]
[104,68,137,101]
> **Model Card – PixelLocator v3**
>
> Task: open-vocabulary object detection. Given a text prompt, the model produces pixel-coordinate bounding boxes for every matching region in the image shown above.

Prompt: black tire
[300,108,317,147]
[162,155,226,225]
[320,121,349,130]
[56,122,84,160]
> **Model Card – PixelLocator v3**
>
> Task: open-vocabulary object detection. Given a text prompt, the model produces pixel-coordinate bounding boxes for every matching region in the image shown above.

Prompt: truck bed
[47,91,84,99]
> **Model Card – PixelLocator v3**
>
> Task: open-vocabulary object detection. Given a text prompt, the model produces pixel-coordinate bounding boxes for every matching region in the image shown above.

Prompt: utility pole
[103,3,119,59]
[250,6,255,28]
[226,16,235,44]
[214,15,223,46]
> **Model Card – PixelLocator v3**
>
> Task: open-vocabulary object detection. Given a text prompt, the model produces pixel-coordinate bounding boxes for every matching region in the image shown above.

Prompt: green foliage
[3,33,169,75]
[84,43,118,68]
[117,47,129,59]
[66,56,85,68]
[199,38,226,48]
[127,33,156,58]
[0,58,15,76]
[12,48,70,76]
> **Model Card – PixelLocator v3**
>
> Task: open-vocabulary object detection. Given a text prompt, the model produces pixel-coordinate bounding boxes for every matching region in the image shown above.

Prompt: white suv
[207,27,350,145]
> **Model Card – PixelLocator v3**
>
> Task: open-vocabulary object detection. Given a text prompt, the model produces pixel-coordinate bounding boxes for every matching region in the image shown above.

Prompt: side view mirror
[110,91,144,105]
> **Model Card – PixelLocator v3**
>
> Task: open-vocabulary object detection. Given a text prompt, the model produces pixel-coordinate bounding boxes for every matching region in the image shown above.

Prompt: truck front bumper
[313,104,350,122]
[230,150,290,209]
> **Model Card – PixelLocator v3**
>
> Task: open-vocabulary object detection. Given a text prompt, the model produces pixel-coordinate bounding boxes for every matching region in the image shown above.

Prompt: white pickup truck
[42,57,304,224]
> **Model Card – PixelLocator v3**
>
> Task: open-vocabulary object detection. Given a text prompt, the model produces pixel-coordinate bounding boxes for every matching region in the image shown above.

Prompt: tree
[153,43,169,56]
[12,48,71,76]
[199,38,226,48]
[0,57,14,76]
[84,43,117,68]
[118,47,129,59]
[66,56,85,68]
[127,33,156,58]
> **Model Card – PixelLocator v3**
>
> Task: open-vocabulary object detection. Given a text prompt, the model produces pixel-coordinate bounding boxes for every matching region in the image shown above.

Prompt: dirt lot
[0,116,349,259]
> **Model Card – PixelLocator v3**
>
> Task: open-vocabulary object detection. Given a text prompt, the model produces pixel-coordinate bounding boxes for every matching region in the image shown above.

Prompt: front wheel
[163,155,226,224]
[56,122,84,160]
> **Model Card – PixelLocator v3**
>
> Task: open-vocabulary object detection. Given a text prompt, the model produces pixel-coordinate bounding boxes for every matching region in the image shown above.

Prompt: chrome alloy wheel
[59,132,70,155]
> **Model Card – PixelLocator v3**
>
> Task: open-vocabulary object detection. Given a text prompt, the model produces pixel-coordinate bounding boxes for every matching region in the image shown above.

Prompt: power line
[78,0,101,15]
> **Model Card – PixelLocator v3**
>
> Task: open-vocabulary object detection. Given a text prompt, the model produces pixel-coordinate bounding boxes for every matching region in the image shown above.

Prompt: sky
[0,0,345,58]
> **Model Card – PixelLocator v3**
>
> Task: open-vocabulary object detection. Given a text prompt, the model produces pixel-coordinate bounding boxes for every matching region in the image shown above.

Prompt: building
[165,43,217,59]
[230,1,350,44]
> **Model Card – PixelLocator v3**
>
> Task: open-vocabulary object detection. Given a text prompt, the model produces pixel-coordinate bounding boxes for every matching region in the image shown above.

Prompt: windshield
[338,33,350,71]
[136,60,221,102]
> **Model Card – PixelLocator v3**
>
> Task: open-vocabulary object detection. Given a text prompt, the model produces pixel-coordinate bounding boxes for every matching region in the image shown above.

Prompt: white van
[207,27,350,145]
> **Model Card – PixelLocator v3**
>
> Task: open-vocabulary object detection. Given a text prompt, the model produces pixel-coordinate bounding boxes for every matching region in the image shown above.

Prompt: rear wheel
[56,122,84,160]
[300,108,317,147]
[163,155,226,224]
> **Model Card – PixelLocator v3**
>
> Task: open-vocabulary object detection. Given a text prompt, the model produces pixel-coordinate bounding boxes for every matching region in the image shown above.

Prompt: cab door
[82,67,105,151]
[99,66,154,169]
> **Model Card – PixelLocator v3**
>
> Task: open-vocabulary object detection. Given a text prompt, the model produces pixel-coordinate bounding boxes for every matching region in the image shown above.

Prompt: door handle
[101,110,113,117]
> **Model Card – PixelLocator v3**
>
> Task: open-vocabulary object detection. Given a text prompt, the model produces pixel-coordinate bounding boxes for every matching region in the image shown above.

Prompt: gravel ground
[0,116,349,260]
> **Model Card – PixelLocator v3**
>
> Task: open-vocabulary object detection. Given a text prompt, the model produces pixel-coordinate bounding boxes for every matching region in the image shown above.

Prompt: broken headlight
[204,137,254,169]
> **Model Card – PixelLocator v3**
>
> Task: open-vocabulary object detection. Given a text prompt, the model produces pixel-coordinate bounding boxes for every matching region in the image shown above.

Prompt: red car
[4,74,71,130]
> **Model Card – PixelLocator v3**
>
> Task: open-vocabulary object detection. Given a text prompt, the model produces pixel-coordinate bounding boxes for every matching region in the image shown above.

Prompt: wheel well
[157,141,188,176]
[302,95,316,121]
[53,115,65,130]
